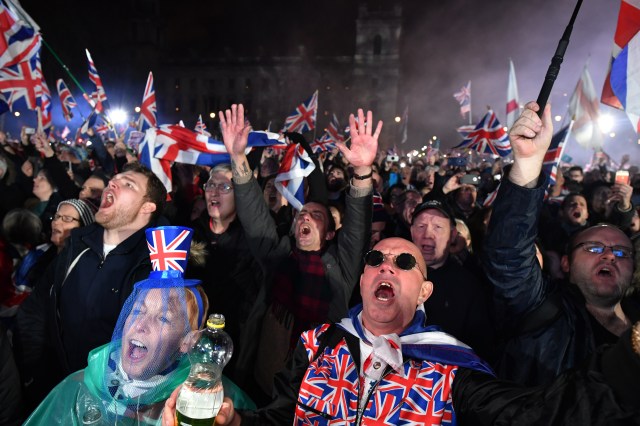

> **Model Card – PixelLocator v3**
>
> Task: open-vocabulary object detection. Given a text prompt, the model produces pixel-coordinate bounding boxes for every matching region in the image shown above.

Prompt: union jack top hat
[135,226,200,289]
[134,226,204,327]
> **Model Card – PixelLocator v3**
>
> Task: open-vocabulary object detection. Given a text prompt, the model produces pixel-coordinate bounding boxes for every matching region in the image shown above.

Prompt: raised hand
[509,102,553,160]
[337,109,382,169]
[219,104,251,158]
[33,132,54,158]
[508,101,553,187]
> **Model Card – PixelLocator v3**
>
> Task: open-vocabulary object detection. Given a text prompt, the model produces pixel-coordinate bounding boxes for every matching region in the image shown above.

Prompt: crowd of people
[0,100,638,425]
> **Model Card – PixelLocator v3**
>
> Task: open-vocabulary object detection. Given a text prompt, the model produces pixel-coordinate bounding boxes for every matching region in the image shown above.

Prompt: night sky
[13,0,637,164]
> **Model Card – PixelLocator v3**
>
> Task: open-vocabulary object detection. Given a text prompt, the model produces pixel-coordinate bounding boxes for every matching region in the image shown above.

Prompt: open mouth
[374,282,395,301]
[596,266,613,277]
[101,192,115,208]
[572,211,581,219]
[128,339,148,361]
[209,200,220,207]
[300,224,311,235]
[420,244,435,255]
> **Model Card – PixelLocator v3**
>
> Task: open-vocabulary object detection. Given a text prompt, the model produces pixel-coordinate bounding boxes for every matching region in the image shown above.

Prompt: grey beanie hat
[58,199,97,227]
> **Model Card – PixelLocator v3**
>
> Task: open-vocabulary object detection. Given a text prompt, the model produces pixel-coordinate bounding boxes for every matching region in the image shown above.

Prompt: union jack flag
[35,71,51,132]
[138,71,157,131]
[56,78,77,121]
[95,123,109,135]
[543,123,572,188]
[85,49,108,112]
[275,142,316,210]
[453,81,471,118]
[0,54,40,110]
[310,134,335,153]
[326,113,344,144]
[0,3,41,69]
[281,90,318,133]
[138,127,173,193]
[454,110,511,157]
[194,114,211,137]
[147,228,190,273]
[150,124,285,166]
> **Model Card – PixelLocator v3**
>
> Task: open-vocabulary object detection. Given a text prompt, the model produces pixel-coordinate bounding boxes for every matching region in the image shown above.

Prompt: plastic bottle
[176,313,233,426]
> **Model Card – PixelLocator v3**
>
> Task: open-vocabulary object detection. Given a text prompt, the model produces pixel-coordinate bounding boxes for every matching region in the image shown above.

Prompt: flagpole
[536,0,584,117]
[468,81,472,125]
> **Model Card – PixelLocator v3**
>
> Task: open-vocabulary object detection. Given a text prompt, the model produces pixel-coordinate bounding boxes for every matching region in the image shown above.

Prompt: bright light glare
[394,116,401,123]
[108,109,128,125]
[134,106,141,113]
[209,112,216,118]
[432,136,437,140]
[598,114,614,133]
[609,132,616,138]
[554,115,562,122]
[13,111,20,117]
[400,162,406,168]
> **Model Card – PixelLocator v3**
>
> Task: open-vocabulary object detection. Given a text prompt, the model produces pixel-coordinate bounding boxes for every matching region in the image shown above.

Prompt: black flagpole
[536,0,584,117]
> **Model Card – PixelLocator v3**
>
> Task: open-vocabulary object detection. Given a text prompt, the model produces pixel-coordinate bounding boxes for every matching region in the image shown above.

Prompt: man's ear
[449,226,458,244]
[325,230,336,241]
[560,254,570,274]
[417,280,433,305]
[140,201,157,215]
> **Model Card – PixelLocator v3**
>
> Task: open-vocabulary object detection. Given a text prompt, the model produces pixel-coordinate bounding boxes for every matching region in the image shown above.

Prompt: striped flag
[568,65,603,149]
[85,49,108,112]
[602,0,640,109]
[56,78,77,121]
[274,143,316,210]
[506,60,520,129]
[453,81,471,118]
[281,90,318,133]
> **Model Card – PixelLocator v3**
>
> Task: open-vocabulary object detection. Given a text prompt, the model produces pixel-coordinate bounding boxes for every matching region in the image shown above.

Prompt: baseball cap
[411,199,456,226]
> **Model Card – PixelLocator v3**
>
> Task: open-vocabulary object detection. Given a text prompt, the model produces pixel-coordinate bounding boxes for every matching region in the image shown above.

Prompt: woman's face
[50,204,81,248]
[121,289,188,380]
[33,171,53,201]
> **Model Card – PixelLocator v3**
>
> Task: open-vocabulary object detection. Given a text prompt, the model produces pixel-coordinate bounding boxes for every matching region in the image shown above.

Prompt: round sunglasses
[364,250,427,279]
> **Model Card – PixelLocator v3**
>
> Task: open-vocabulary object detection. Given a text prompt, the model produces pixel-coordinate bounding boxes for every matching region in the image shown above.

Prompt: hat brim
[134,278,201,289]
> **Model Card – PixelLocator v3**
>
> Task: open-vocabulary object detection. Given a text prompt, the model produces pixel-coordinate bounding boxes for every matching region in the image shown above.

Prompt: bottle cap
[206,313,226,329]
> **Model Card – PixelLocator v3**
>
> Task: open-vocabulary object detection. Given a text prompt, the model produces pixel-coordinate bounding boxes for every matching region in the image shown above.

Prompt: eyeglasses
[572,241,633,259]
[203,182,233,194]
[52,214,80,223]
[364,250,427,279]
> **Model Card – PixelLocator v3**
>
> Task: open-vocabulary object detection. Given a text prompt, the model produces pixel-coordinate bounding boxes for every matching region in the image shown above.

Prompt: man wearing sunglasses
[484,101,640,386]
[164,236,640,424]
